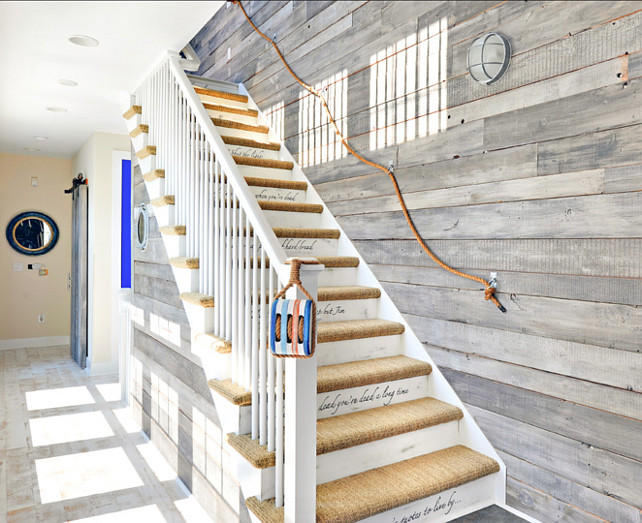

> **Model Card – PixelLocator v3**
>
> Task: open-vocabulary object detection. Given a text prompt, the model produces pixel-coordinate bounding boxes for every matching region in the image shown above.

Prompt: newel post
[284,262,324,523]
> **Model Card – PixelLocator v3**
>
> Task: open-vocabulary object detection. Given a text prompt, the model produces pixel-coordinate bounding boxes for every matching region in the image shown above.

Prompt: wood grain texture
[467,406,642,508]
[443,369,642,462]
[188,2,642,521]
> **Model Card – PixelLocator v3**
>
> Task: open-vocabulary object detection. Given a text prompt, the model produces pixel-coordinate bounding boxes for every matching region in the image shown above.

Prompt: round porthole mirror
[466,32,511,85]
[135,204,149,251]
[6,211,59,256]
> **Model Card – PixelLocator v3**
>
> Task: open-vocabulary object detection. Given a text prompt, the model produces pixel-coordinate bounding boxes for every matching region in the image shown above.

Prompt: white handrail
[166,54,290,283]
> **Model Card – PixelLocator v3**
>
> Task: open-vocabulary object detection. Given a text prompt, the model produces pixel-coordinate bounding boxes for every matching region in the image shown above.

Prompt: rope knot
[484,286,496,301]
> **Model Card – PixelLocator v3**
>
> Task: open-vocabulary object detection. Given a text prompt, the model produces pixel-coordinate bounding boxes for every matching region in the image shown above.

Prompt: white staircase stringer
[239,82,507,507]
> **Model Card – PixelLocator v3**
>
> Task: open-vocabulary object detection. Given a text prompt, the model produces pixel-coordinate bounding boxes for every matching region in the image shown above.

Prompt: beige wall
[0,153,72,343]
[73,131,130,374]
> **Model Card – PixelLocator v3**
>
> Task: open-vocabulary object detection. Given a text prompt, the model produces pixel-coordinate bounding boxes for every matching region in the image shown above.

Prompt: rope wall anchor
[232,0,507,314]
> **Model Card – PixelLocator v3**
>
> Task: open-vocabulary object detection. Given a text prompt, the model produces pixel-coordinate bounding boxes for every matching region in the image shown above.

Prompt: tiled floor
[1,346,213,522]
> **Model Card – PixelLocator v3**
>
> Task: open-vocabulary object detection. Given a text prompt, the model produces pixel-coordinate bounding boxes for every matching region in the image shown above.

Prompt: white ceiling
[0,1,224,159]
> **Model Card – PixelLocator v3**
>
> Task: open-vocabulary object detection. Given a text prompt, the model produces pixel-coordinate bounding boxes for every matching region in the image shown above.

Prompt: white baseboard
[0,336,70,350]
[88,360,119,376]
[499,503,542,523]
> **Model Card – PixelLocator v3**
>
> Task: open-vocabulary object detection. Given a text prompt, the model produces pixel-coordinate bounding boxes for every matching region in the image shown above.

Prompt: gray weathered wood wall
[131,164,251,522]
[191,1,642,520]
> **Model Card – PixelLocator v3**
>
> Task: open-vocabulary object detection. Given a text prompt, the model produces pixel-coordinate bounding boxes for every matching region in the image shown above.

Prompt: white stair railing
[134,52,314,513]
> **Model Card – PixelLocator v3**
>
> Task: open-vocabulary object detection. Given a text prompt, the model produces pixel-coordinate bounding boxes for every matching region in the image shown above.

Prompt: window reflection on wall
[370,17,449,151]
[265,100,285,141]
[298,70,348,167]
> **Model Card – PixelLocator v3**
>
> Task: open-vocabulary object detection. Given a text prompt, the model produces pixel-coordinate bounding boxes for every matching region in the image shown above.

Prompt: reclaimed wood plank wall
[191,1,642,520]
[131,164,251,522]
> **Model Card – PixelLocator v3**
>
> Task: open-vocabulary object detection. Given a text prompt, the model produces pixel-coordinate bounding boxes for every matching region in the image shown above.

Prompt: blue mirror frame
[5,211,59,256]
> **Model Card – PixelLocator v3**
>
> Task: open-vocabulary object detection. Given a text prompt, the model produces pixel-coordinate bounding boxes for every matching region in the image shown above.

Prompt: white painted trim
[499,504,542,523]
[0,336,70,350]
[88,360,119,376]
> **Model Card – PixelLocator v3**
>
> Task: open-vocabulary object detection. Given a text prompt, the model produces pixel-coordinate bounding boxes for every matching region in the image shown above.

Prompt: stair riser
[359,476,498,523]
[171,266,199,295]
[215,126,268,142]
[249,186,307,204]
[263,209,322,228]
[160,233,185,259]
[182,302,214,333]
[193,339,233,382]
[316,334,402,367]
[197,93,248,109]
[317,267,359,287]
[237,165,292,181]
[152,204,174,228]
[227,143,281,161]
[317,376,431,419]
[139,155,156,173]
[145,178,165,200]
[316,298,379,323]
[132,132,149,151]
[125,113,143,133]
[206,108,258,126]
[280,237,338,258]
[317,421,460,484]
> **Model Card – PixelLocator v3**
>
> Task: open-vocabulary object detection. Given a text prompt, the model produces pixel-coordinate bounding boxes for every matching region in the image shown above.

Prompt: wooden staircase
[124,74,504,522]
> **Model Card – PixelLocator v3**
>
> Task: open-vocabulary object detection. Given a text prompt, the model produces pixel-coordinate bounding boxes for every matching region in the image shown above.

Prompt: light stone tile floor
[1,346,214,522]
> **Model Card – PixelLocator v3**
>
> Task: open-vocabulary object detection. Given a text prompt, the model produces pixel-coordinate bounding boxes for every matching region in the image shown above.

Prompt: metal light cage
[466,32,511,85]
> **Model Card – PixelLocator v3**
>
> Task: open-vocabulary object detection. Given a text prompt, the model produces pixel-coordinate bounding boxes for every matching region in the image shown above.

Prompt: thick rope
[232,0,506,313]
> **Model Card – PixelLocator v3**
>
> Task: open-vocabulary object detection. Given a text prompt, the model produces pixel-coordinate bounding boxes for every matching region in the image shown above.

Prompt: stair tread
[317,319,404,344]
[142,169,165,182]
[259,200,323,213]
[222,135,281,151]
[318,286,380,301]
[159,225,185,236]
[229,397,462,468]
[316,256,359,268]
[136,146,156,159]
[195,333,231,354]
[234,156,293,170]
[213,118,268,134]
[318,355,428,394]
[246,446,499,523]
[194,86,248,103]
[150,195,174,207]
[273,227,340,239]
[317,445,500,523]
[179,292,214,308]
[122,105,142,119]
[129,124,148,138]
[245,176,307,191]
[169,257,199,269]
[317,397,463,455]
[208,379,251,406]
[203,102,258,117]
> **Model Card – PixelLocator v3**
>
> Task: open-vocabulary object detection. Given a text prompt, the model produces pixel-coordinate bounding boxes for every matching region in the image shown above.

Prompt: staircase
[124,53,505,523]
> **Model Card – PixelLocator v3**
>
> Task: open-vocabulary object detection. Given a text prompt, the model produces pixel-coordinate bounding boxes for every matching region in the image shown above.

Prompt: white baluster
[251,235,259,440]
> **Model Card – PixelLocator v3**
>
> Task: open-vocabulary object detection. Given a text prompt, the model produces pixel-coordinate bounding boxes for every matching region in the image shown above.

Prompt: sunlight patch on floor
[96,383,122,403]
[174,497,214,522]
[26,386,95,411]
[136,442,176,482]
[36,448,144,503]
[29,411,114,447]
[113,406,142,434]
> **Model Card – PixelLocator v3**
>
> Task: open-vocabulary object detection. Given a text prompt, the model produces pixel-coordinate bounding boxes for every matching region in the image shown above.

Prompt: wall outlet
[38,314,45,323]
[13,262,23,272]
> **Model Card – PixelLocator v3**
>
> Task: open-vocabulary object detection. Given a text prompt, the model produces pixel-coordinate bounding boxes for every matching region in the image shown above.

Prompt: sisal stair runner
[203,102,258,117]
[222,135,281,151]
[258,200,323,213]
[228,397,462,468]
[234,156,293,170]
[169,257,199,269]
[179,292,214,308]
[194,86,248,103]
[245,177,307,191]
[246,446,499,523]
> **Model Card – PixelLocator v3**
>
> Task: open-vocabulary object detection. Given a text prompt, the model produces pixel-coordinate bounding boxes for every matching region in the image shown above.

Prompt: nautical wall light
[466,33,511,85]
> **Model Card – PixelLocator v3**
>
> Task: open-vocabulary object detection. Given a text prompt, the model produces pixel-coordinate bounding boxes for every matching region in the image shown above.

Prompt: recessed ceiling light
[33,136,48,141]
[24,148,40,152]
[68,34,99,47]
[59,79,78,87]
[46,107,68,112]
